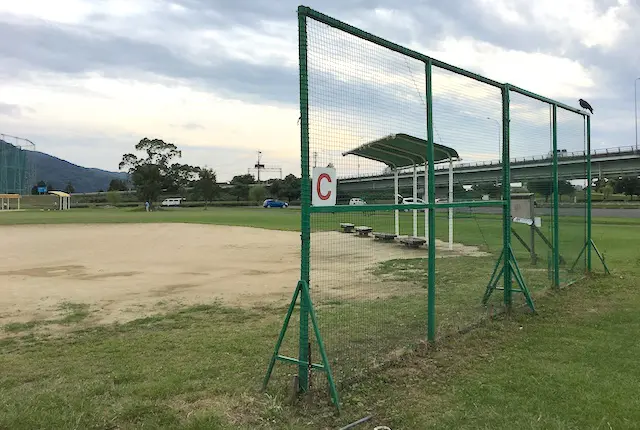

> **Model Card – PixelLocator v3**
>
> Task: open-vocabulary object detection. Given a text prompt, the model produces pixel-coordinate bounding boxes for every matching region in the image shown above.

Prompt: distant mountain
[27,151,129,193]
[1,139,128,193]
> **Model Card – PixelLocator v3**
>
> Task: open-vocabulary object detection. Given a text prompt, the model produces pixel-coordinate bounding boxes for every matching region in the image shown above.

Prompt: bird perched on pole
[579,99,594,114]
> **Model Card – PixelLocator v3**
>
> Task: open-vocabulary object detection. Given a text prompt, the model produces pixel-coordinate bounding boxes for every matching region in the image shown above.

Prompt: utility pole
[487,117,501,186]
[635,78,640,152]
[254,151,264,182]
[248,151,283,182]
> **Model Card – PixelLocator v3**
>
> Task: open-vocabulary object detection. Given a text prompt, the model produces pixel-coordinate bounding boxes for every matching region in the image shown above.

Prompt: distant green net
[0,135,35,195]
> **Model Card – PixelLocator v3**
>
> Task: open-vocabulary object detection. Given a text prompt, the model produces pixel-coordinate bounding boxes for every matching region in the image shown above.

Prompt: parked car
[263,199,289,208]
[348,197,367,205]
[161,198,184,207]
[399,196,442,211]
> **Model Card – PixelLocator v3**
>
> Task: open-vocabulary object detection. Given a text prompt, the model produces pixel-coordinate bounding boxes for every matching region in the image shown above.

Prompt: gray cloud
[0,102,23,117]
[178,122,205,130]
[0,0,637,172]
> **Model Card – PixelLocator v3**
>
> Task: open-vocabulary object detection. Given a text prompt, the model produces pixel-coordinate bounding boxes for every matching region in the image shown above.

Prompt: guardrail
[341,146,639,181]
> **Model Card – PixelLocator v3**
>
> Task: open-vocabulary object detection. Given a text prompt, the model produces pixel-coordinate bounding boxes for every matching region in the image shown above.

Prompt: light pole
[487,117,501,156]
[635,78,640,151]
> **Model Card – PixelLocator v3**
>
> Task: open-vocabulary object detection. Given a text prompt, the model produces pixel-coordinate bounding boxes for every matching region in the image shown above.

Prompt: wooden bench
[373,232,397,242]
[354,226,373,237]
[340,223,355,233]
[399,236,426,248]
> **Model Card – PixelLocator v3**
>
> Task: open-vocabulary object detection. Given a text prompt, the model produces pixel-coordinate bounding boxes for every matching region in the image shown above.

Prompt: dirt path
[0,224,300,325]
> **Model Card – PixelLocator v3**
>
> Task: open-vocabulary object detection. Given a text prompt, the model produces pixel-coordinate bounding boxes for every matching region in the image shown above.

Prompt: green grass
[1,206,637,230]
[0,207,302,230]
[3,302,91,333]
[0,209,638,428]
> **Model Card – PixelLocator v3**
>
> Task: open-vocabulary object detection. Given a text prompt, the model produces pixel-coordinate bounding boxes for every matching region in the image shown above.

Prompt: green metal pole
[425,59,437,342]
[502,85,512,309]
[552,104,560,287]
[297,7,310,392]
[586,114,592,272]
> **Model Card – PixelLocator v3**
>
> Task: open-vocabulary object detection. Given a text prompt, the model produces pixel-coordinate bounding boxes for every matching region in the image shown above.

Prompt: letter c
[317,173,332,200]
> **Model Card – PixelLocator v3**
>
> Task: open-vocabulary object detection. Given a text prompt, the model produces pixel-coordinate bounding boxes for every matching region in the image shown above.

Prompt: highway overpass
[338,146,640,197]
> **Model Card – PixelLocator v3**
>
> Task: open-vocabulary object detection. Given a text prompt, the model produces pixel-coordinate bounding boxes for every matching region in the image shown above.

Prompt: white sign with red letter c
[312,167,337,206]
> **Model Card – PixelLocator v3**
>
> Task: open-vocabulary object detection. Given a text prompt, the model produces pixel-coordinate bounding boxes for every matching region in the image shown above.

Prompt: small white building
[48,191,71,210]
[0,194,20,211]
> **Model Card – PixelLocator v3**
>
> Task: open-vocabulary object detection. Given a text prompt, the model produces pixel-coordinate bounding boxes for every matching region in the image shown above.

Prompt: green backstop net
[0,134,35,195]
[264,6,603,410]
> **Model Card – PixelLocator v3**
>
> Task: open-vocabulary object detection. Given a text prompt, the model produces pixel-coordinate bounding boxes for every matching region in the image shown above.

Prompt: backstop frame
[262,5,609,412]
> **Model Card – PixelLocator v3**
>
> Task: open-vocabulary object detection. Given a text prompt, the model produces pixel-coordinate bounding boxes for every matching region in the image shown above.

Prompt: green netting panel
[0,136,35,195]
[310,212,427,387]
[306,16,431,386]
[430,65,504,336]
[556,107,588,285]
[508,91,555,296]
[265,6,599,409]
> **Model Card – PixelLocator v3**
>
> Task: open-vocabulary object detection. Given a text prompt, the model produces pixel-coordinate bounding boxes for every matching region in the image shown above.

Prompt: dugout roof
[49,191,71,198]
[342,133,459,169]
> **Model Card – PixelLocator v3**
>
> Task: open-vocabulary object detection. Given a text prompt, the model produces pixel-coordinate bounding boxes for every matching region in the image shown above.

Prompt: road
[465,207,640,218]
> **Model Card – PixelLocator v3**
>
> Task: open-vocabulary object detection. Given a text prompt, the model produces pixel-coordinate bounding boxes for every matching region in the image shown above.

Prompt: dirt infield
[0,224,486,327]
[0,224,301,326]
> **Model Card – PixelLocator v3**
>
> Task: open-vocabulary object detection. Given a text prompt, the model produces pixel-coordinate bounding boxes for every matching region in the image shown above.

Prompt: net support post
[297,8,311,392]
[425,166,429,239]
[425,59,437,342]
[413,164,418,237]
[552,104,560,287]
[448,159,453,250]
[586,114,592,272]
[502,85,513,309]
[394,169,400,236]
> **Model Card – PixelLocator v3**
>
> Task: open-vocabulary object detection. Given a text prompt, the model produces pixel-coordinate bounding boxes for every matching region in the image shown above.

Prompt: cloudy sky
[0,0,638,181]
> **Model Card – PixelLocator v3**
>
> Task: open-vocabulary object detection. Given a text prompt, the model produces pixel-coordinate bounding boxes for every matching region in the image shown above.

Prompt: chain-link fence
[0,134,35,195]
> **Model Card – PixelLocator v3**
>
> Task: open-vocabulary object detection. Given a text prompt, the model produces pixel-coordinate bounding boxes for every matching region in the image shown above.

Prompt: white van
[161,198,183,207]
[349,197,366,205]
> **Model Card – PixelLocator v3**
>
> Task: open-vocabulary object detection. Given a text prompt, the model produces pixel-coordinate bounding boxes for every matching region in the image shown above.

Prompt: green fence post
[586,114,592,272]
[425,59,437,342]
[552,104,560,287]
[297,7,310,392]
[502,85,512,309]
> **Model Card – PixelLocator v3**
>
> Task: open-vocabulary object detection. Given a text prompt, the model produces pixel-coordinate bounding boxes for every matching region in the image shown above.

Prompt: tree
[558,180,576,196]
[269,180,282,199]
[615,176,640,200]
[118,138,193,205]
[526,180,553,202]
[193,167,220,209]
[230,174,255,201]
[108,178,128,191]
[527,179,575,201]
[474,182,502,199]
[31,180,54,195]
[249,185,267,203]
[107,191,121,206]
[281,174,301,202]
[166,163,199,194]
[602,183,614,200]
[64,182,75,194]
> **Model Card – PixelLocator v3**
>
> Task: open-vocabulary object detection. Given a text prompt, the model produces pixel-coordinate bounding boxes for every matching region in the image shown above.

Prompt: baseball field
[1,207,638,429]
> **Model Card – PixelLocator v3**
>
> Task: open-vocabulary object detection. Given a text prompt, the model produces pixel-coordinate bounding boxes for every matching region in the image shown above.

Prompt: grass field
[1,207,638,429]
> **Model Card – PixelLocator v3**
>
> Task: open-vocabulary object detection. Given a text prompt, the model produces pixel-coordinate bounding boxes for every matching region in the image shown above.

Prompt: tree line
[474,177,640,201]
[115,138,301,207]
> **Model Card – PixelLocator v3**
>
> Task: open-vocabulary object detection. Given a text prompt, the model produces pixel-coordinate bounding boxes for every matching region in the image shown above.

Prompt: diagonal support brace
[262,280,340,411]
[482,246,535,313]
